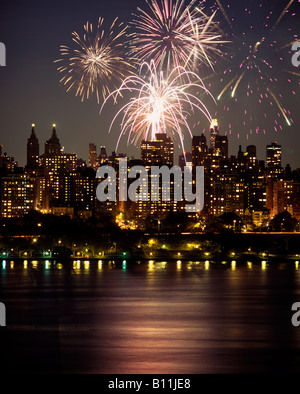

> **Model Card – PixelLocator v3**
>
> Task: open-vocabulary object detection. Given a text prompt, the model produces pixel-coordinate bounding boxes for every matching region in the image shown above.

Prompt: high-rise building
[179,152,192,170]
[34,175,46,212]
[43,153,77,175]
[214,135,228,159]
[98,146,107,165]
[26,124,39,169]
[209,119,219,150]
[39,126,77,211]
[247,145,256,156]
[266,178,300,219]
[243,145,259,173]
[45,124,61,156]
[141,133,174,166]
[73,168,96,213]
[246,175,267,211]
[0,145,3,168]
[138,133,175,225]
[205,168,245,217]
[88,143,97,169]
[292,182,300,221]
[192,134,207,167]
[48,167,95,214]
[0,174,35,218]
[266,142,282,176]
[266,179,285,218]
[0,150,18,171]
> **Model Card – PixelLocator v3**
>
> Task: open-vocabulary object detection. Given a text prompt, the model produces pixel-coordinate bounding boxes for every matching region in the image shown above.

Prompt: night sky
[0,0,299,168]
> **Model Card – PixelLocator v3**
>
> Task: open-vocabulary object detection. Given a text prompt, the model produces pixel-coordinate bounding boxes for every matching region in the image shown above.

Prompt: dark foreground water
[1,259,300,374]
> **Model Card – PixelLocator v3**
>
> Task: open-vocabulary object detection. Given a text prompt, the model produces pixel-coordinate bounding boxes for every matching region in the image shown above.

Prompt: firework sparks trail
[200,0,299,139]
[214,0,232,29]
[54,17,134,104]
[271,0,295,31]
[129,0,227,72]
[100,60,215,153]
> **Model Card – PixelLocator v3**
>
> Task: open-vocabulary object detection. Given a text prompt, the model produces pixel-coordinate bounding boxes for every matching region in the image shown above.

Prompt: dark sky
[0,0,299,168]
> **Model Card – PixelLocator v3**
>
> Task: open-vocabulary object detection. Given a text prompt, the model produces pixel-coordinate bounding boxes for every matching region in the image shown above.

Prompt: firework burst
[200,0,299,140]
[129,0,226,72]
[101,60,215,152]
[54,17,134,104]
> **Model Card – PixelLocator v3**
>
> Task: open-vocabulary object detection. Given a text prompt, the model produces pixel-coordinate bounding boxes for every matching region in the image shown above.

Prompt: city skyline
[0,120,298,171]
[0,0,299,169]
[1,116,299,231]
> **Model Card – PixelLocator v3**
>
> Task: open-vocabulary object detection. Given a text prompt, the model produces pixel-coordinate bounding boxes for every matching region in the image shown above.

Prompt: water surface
[1,260,300,374]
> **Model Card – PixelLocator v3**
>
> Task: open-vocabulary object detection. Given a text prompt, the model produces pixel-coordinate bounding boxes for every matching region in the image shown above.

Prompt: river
[1,259,300,374]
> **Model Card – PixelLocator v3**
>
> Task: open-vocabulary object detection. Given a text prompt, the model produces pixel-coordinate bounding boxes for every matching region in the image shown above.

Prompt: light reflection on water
[2,259,300,272]
[1,259,300,374]
[0,259,283,271]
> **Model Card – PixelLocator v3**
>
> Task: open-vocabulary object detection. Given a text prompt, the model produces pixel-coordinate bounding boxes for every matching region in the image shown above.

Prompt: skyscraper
[98,146,107,165]
[209,119,219,150]
[40,125,77,211]
[0,144,3,168]
[179,152,192,170]
[215,135,228,159]
[245,145,258,172]
[45,124,61,156]
[26,124,39,169]
[141,133,174,166]
[266,142,282,176]
[192,134,207,167]
[88,143,97,169]
[0,174,35,218]
[139,133,175,225]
